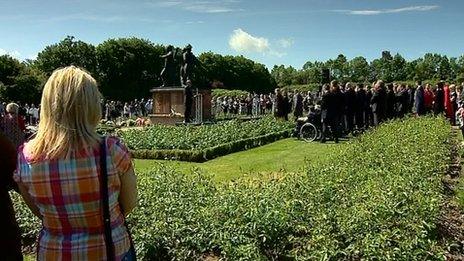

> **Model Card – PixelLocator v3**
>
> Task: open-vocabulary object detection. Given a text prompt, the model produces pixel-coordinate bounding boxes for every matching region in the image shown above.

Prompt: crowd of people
[274,80,464,143]
[103,99,153,121]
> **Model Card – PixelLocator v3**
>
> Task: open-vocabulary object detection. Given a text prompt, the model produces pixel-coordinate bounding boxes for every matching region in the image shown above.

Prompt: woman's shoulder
[105,136,130,154]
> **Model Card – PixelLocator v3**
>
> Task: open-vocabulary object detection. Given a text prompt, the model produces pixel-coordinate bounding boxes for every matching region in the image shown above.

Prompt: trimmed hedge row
[130,130,291,162]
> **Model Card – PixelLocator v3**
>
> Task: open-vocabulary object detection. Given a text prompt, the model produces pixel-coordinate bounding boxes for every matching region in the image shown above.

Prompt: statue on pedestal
[180,44,197,86]
[159,45,176,87]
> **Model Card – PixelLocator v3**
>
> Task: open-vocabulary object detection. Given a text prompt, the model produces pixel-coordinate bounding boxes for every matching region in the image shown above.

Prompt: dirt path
[439,129,464,260]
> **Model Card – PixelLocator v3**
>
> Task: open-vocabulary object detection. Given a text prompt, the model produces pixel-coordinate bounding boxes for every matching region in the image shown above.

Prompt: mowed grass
[134,138,342,182]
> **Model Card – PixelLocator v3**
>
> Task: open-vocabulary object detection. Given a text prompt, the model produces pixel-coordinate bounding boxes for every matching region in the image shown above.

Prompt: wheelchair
[293,107,322,142]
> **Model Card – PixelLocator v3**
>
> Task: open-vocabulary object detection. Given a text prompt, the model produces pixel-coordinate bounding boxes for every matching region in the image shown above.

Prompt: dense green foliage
[118,117,293,151]
[95,38,165,100]
[12,117,454,260]
[0,36,275,102]
[272,52,464,87]
[198,52,276,93]
[212,88,249,98]
[131,130,290,162]
[0,55,45,103]
[127,117,452,260]
[2,36,463,103]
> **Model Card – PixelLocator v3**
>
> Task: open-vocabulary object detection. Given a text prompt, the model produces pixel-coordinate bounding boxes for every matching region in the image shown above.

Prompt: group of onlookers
[280,80,464,143]
[103,98,153,121]
[212,91,315,119]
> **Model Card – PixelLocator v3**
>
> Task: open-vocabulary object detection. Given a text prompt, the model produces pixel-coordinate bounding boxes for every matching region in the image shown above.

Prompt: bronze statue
[160,45,176,87]
[180,44,196,86]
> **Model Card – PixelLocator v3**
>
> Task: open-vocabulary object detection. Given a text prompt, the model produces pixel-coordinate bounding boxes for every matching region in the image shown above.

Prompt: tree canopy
[0,36,463,103]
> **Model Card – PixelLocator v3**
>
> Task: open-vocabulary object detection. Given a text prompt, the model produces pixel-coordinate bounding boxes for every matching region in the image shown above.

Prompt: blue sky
[0,0,463,69]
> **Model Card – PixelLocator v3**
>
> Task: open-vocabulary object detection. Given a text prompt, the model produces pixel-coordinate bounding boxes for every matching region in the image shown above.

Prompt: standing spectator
[424,84,434,113]
[354,84,366,129]
[14,66,137,260]
[274,88,285,120]
[344,83,356,133]
[0,132,22,260]
[29,104,39,125]
[414,82,426,116]
[0,103,26,148]
[365,85,373,128]
[293,91,304,119]
[123,102,130,118]
[450,84,458,125]
[283,91,291,121]
[386,83,396,119]
[321,81,344,143]
[407,85,415,113]
[444,84,454,123]
[396,84,409,118]
[434,81,445,115]
[370,80,387,126]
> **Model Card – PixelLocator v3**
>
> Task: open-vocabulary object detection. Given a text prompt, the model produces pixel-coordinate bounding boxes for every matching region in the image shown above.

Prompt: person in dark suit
[354,84,366,129]
[414,81,426,116]
[344,83,356,133]
[386,83,396,119]
[0,132,22,261]
[365,85,373,128]
[293,91,304,119]
[370,80,387,126]
[274,88,285,119]
[321,81,344,143]
[283,91,291,121]
[395,84,409,118]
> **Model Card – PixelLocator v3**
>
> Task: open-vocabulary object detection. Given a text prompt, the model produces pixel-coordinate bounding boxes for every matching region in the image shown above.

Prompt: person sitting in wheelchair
[292,104,321,137]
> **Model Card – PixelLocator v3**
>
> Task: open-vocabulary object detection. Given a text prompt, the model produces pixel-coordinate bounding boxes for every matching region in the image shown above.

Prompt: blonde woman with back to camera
[14,66,137,260]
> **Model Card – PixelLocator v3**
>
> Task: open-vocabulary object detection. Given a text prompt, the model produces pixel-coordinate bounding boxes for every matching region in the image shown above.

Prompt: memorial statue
[180,44,196,86]
[159,45,176,87]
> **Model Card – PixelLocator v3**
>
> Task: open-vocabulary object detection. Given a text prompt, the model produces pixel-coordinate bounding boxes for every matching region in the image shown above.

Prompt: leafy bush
[131,130,290,162]
[125,117,452,260]
[118,117,293,151]
[13,117,453,260]
[212,89,249,98]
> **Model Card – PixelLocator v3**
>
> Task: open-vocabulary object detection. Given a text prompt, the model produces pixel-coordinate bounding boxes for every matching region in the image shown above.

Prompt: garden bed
[13,117,461,260]
[118,117,294,161]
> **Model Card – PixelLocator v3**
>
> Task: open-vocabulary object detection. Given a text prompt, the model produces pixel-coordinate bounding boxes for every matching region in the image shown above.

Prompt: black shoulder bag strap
[100,137,115,261]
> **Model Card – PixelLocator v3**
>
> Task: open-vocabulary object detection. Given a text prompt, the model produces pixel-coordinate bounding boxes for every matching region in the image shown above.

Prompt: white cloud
[153,0,242,13]
[229,28,287,57]
[336,5,439,15]
[229,28,270,53]
[0,48,21,59]
[277,38,294,48]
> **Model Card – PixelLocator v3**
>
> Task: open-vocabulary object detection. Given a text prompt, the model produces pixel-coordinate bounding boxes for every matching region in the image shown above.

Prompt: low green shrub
[12,116,454,260]
[131,130,290,162]
[128,116,452,260]
[118,117,293,151]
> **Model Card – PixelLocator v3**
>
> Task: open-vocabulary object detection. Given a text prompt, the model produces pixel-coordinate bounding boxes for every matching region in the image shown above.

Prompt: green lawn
[134,138,341,182]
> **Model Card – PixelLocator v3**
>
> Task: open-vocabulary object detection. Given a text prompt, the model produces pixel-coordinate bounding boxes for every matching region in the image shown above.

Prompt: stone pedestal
[149,87,212,125]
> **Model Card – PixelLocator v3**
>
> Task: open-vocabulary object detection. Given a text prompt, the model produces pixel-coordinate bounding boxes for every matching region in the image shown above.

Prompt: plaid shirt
[15,137,133,260]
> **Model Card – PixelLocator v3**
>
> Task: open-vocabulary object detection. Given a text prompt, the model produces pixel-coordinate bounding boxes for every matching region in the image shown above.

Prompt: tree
[348,56,369,83]
[34,36,97,76]
[96,38,165,100]
[0,55,45,103]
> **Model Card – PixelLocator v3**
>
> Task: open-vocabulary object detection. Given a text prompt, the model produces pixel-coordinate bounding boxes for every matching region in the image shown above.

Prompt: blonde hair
[6,103,19,114]
[27,66,102,161]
